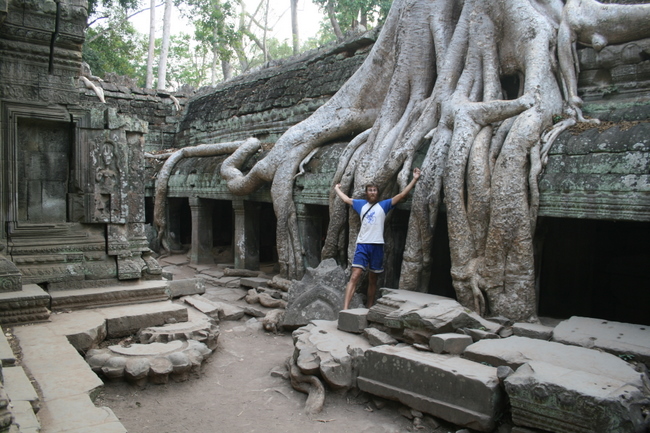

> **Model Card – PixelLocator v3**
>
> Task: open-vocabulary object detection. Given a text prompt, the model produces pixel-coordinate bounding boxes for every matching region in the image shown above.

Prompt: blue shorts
[352,244,384,273]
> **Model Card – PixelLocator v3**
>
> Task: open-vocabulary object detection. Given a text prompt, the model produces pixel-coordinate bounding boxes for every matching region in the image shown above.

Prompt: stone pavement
[0,255,280,432]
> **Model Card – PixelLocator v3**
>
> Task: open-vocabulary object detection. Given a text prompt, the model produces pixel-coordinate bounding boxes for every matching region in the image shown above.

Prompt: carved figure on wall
[94,139,121,222]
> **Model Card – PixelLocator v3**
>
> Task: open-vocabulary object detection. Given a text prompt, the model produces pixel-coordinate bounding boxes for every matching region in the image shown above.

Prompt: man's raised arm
[391,167,421,205]
[334,183,353,205]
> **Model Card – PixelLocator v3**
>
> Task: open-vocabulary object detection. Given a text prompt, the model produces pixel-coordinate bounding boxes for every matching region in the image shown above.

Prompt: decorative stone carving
[137,317,220,350]
[282,258,363,328]
[0,256,21,293]
[86,339,212,386]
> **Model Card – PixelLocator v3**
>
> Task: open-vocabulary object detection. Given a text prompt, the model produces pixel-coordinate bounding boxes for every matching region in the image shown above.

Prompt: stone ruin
[0,0,648,432]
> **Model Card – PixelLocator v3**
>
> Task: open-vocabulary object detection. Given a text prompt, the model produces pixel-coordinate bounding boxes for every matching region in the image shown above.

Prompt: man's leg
[343,267,364,310]
[367,271,378,308]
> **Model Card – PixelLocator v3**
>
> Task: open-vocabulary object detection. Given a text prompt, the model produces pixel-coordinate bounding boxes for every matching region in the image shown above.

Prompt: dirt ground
[95,258,454,433]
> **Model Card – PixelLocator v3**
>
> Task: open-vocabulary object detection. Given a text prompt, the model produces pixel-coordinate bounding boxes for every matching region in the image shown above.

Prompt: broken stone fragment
[505,361,648,432]
[137,316,220,350]
[338,308,369,334]
[292,320,372,391]
[368,289,502,336]
[428,333,473,354]
[364,328,398,347]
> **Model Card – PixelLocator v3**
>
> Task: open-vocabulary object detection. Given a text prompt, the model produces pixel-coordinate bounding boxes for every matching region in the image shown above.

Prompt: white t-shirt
[352,198,394,244]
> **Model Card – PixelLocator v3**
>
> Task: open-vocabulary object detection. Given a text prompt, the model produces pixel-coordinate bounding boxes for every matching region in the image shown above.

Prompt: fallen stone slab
[3,365,40,413]
[463,336,643,386]
[0,327,16,366]
[512,322,553,340]
[167,278,205,298]
[10,400,40,433]
[212,276,241,288]
[86,339,212,385]
[364,327,398,346]
[338,308,369,334]
[104,302,188,339]
[293,320,372,390]
[137,314,220,350]
[552,316,650,366]
[223,268,264,278]
[240,277,271,289]
[429,333,473,354]
[368,289,501,337]
[505,361,648,433]
[182,295,221,320]
[358,345,504,432]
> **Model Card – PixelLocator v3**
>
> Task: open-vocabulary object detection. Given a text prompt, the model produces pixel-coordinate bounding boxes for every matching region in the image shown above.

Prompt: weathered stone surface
[104,303,188,338]
[283,259,362,328]
[364,328,398,346]
[137,314,220,350]
[182,295,221,320]
[429,333,473,355]
[358,345,504,432]
[368,289,501,335]
[292,320,371,390]
[0,255,21,293]
[0,328,16,366]
[512,322,553,340]
[552,316,650,367]
[463,336,643,386]
[49,281,170,311]
[505,361,648,433]
[0,284,50,326]
[86,339,212,385]
[167,278,205,298]
[337,308,369,334]
[2,366,39,412]
[240,277,270,289]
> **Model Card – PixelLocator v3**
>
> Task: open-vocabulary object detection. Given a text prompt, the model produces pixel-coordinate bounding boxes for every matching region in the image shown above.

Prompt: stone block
[167,278,205,298]
[3,366,39,412]
[10,400,40,433]
[240,277,269,289]
[182,295,220,320]
[512,322,553,340]
[552,316,650,367]
[505,361,647,433]
[337,308,369,333]
[358,345,504,432]
[49,280,170,311]
[429,333,473,354]
[0,328,16,366]
[463,336,642,386]
[0,284,50,326]
[104,303,188,338]
[364,327,398,346]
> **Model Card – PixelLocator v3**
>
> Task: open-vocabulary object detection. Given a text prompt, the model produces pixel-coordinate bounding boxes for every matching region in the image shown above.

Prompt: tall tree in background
[314,0,391,41]
[145,0,156,88]
[290,0,299,55]
[157,0,173,90]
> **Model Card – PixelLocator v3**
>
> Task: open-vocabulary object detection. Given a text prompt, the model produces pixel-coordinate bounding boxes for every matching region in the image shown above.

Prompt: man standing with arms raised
[334,168,421,309]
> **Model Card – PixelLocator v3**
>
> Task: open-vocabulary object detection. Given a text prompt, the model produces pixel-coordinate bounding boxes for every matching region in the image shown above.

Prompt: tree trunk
[157,0,172,91]
[291,0,299,55]
[145,0,156,89]
[326,1,344,41]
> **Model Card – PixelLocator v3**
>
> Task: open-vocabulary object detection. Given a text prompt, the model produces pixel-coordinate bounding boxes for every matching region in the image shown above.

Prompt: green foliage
[83,9,147,81]
[87,0,142,17]
[313,0,392,33]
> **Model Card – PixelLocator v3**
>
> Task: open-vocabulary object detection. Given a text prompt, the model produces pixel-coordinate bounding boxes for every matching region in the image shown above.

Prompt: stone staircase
[0,298,202,432]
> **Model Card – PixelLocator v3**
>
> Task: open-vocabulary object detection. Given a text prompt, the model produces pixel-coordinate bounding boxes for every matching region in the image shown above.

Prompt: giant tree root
[286,356,325,414]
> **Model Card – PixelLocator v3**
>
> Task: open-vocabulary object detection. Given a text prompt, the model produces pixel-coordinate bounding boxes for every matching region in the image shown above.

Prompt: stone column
[232,199,260,270]
[296,203,322,269]
[189,197,214,265]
